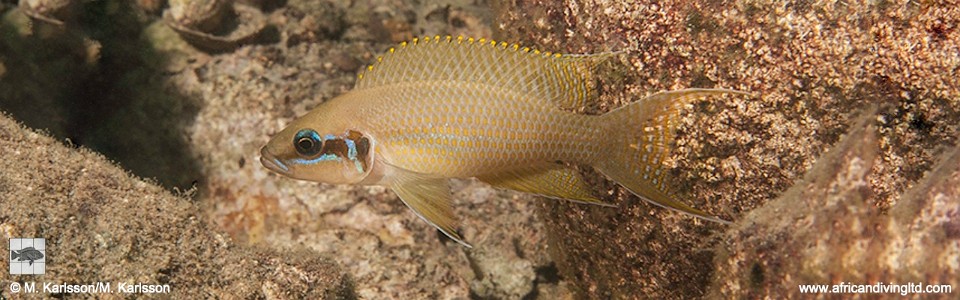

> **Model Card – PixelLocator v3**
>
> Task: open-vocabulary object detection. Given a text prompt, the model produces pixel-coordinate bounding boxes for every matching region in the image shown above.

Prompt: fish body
[261,36,746,247]
[323,80,600,177]
[11,247,44,265]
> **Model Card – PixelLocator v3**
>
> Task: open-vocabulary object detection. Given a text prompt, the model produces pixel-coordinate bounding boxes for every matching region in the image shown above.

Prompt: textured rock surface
[0,114,355,298]
[4,0,958,298]
[712,108,960,297]
[495,0,959,298]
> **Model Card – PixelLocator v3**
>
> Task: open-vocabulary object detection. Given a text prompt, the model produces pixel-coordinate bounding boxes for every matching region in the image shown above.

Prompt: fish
[11,247,44,265]
[260,35,748,247]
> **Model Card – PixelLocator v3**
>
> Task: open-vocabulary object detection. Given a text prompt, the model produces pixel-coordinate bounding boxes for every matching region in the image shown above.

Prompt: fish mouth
[260,147,290,174]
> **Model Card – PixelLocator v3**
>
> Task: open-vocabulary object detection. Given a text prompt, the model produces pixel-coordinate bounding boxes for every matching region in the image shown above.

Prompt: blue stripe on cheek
[354,160,364,173]
[344,139,365,173]
[345,139,358,160]
[290,153,341,165]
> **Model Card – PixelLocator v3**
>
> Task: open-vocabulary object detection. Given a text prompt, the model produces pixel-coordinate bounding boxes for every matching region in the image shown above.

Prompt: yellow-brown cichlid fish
[260,36,747,247]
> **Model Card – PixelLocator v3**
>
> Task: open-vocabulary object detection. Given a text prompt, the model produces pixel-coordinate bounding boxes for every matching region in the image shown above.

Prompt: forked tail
[594,88,749,224]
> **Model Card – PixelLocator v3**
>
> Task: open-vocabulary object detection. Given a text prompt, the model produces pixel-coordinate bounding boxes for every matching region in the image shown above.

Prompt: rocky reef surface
[3,0,559,298]
[0,114,355,298]
[497,0,959,298]
[1,0,957,299]
[711,108,960,298]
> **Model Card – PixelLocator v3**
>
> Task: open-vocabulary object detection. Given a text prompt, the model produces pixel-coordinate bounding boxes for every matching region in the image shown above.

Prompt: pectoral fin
[478,164,615,207]
[391,173,471,248]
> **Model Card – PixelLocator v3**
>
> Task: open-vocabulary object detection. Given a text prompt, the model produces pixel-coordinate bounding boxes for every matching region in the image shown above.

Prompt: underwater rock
[282,0,345,47]
[0,114,355,298]
[164,0,268,52]
[18,0,77,26]
[496,0,960,298]
[9,0,955,298]
[711,108,959,297]
[168,0,232,33]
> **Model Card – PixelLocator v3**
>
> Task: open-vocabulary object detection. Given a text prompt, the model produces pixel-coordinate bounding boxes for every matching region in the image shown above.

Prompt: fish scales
[260,35,749,247]
[356,36,605,111]
[359,81,602,176]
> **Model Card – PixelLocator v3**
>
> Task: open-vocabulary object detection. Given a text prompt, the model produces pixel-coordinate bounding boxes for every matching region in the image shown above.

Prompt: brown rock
[495,0,959,298]
[0,114,355,298]
[712,107,959,297]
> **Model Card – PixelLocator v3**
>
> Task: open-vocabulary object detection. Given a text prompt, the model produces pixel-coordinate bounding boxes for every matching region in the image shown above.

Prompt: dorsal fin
[355,35,617,110]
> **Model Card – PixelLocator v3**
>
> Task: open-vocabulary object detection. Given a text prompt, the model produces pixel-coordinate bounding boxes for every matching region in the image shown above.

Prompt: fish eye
[294,129,322,156]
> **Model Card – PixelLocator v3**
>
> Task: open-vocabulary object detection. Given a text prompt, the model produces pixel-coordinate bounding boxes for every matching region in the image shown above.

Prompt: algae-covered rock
[0,114,355,298]
[5,0,956,298]
[495,0,959,298]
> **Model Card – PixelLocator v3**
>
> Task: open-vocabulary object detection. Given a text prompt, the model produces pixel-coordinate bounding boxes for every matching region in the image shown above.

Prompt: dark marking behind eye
[356,136,371,171]
[321,138,349,157]
[346,130,364,141]
[357,137,370,157]
[343,130,372,172]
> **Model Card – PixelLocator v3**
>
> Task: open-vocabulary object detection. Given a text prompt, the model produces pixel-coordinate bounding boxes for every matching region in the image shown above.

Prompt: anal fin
[390,172,472,248]
[478,164,615,207]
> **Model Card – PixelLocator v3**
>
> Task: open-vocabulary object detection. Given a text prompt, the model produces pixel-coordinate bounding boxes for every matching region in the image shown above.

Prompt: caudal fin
[594,88,749,224]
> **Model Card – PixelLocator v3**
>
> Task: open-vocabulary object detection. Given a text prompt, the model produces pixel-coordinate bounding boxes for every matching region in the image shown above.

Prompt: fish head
[261,114,376,185]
